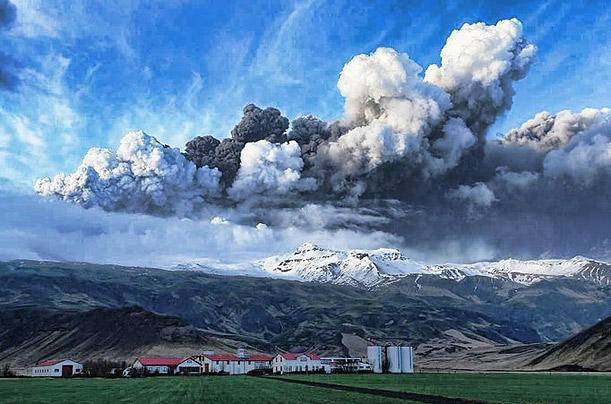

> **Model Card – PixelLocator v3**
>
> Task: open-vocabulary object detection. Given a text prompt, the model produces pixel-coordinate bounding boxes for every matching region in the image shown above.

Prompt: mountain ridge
[175,243,611,289]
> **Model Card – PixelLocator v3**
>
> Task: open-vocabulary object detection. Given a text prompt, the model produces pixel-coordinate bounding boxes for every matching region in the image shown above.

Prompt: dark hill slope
[0,306,241,367]
[0,260,545,355]
[527,316,611,371]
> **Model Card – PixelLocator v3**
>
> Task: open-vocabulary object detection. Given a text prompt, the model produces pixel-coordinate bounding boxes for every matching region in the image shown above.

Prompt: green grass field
[287,372,611,403]
[0,373,609,403]
[0,376,410,404]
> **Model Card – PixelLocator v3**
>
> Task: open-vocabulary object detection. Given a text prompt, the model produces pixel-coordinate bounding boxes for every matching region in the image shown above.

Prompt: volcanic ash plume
[34,18,610,227]
[493,107,611,187]
[424,18,536,133]
[228,140,316,200]
[35,131,221,216]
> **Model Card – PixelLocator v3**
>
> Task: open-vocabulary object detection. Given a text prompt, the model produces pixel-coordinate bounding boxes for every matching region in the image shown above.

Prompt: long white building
[31,359,82,377]
[131,357,183,374]
[193,352,272,375]
[272,352,328,374]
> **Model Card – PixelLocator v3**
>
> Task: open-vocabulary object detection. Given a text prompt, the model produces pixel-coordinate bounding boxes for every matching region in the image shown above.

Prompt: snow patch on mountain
[173,243,610,288]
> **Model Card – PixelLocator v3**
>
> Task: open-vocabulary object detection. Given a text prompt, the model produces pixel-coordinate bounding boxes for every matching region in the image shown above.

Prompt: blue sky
[1,0,609,186]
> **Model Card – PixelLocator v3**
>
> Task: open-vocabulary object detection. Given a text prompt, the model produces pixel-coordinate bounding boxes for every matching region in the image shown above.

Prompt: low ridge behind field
[1,373,610,404]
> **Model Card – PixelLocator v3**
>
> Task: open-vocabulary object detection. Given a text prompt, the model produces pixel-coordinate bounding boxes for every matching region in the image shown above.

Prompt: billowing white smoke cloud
[35,131,221,216]
[336,47,450,125]
[316,18,534,191]
[425,18,536,131]
[448,182,497,207]
[497,108,610,188]
[430,117,477,175]
[228,140,316,200]
[320,47,452,188]
[543,132,610,186]
[503,108,610,150]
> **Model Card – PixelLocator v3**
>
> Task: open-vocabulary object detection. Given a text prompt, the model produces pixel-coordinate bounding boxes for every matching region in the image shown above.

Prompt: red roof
[136,357,183,366]
[38,359,61,366]
[38,359,75,366]
[248,354,273,362]
[279,352,320,360]
[204,354,240,361]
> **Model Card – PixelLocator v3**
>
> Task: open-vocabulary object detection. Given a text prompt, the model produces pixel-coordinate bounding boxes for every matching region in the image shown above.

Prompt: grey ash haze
[2,17,607,265]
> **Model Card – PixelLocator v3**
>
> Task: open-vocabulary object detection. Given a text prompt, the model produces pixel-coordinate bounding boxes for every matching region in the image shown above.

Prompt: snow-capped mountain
[174,243,611,289]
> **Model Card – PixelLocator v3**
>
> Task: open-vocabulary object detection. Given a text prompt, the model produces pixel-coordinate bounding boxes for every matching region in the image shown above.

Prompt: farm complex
[27,345,413,378]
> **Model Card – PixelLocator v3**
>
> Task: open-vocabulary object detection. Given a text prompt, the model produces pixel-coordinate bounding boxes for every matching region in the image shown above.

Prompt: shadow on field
[263,376,491,404]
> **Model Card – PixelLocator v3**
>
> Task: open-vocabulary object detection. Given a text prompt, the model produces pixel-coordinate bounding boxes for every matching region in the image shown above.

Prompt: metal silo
[399,346,414,373]
[366,346,383,373]
[387,346,401,373]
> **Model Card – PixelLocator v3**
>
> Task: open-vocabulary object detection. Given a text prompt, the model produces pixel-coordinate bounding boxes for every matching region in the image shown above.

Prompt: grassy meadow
[0,372,609,403]
[287,372,611,403]
[0,376,409,404]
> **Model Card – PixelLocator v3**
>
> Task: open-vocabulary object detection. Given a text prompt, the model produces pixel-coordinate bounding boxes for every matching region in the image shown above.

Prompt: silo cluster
[367,345,414,373]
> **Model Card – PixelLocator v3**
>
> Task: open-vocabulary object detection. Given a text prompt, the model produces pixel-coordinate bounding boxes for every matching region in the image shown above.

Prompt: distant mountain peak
[175,245,610,289]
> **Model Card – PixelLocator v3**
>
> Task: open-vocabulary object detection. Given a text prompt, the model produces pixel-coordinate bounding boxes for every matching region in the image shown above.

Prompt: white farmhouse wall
[272,355,326,374]
[132,360,170,374]
[31,360,83,377]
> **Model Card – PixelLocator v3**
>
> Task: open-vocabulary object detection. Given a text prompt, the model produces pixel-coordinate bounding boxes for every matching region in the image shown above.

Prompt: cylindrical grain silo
[387,346,401,373]
[367,346,383,373]
[400,346,414,373]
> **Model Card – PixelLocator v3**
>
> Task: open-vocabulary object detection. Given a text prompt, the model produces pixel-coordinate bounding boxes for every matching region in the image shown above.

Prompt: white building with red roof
[31,359,82,377]
[176,357,203,375]
[272,352,328,374]
[191,350,273,375]
[132,356,183,375]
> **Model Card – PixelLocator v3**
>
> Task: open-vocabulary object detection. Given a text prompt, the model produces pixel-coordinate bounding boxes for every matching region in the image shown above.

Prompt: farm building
[272,352,328,374]
[132,357,183,374]
[320,357,372,373]
[31,359,82,377]
[176,358,203,375]
[192,351,272,375]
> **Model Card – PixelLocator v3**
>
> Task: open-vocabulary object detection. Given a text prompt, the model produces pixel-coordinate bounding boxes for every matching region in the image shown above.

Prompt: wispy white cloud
[0,53,82,184]
[9,0,59,38]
